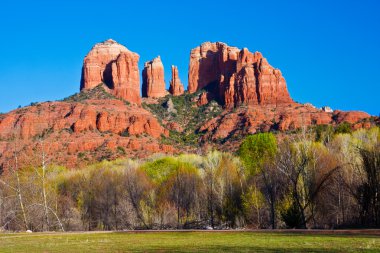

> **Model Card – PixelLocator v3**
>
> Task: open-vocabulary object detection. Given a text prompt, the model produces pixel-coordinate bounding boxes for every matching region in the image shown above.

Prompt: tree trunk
[41,149,50,231]
[14,155,29,231]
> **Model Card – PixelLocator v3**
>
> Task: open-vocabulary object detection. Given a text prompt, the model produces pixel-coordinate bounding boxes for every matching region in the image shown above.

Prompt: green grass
[0,231,379,252]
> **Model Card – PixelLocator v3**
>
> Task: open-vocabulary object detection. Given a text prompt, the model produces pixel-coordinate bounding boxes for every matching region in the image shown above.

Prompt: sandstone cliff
[198,104,370,142]
[0,87,173,168]
[80,39,141,104]
[188,42,293,107]
[142,56,167,98]
[169,66,185,96]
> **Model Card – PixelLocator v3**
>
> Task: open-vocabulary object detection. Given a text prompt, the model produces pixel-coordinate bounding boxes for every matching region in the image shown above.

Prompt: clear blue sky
[0,0,379,115]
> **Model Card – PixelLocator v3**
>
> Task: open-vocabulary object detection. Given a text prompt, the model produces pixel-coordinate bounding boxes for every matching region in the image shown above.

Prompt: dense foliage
[0,127,379,231]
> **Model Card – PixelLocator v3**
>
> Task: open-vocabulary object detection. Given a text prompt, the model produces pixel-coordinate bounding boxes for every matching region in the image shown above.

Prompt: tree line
[0,126,379,231]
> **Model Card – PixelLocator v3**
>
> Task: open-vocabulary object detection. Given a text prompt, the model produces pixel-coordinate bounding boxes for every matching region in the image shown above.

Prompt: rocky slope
[145,94,372,154]
[0,39,375,169]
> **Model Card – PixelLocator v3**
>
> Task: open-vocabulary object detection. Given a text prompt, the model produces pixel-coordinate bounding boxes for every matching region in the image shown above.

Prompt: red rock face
[0,99,172,169]
[188,42,293,107]
[188,42,239,105]
[188,42,239,94]
[0,101,169,140]
[198,103,371,142]
[169,65,185,96]
[80,39,141,104]
[197,92,209,106]
[333,110,371,124]
[111,52,141,104]
[142,56,167,98]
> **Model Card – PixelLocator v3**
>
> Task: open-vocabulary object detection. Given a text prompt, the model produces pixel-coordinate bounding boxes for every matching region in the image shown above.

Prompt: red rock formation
[165,122,183,132]
[111,52,141,104]
[169,65,185,96]
[333,110,370,124]
[197,92,209,106]
[0,99,173,169]
[188,42,240,94]
[188,42,293,107]
[142,56,166,98]
[0,98,373,170]
[0,40,374,170]
[199,103,371,142]
[0,100,169,140]
[80,39,141,104]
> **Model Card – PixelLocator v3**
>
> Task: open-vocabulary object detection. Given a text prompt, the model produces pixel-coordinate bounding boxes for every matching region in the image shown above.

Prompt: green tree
[335,122,352,135]
[239,133,277,176]
[357,144,380,226]
[216,154,244,228]
[158,162,202,228]
[314,124,334,143]
[239,133,278,228]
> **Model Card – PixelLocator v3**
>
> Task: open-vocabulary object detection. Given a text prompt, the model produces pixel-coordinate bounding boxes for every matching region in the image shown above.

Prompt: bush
[239,133,277,176]
[335,122,352,134]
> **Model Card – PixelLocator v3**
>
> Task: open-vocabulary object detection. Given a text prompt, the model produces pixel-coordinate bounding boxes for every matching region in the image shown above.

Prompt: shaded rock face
[188,42,293,107]
[169,65,185,96]
[142,56,166,98]
[188,42,238,93]
[80,39,141,104]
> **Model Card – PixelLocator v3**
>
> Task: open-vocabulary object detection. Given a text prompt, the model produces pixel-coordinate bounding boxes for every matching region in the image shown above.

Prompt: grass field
[0,231,379,252]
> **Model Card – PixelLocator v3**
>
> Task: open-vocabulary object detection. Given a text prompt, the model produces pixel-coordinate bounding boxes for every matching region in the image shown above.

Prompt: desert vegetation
[0,126,379,232]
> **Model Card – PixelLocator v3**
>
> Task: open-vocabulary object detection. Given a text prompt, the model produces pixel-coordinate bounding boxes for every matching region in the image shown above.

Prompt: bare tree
[0,146,29,231]
[260,160,286,229]
[202,151,221,228]
[28,139,64,231]
[276,141,340,228]
[356,144,380,226]
[124,167,152,229]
